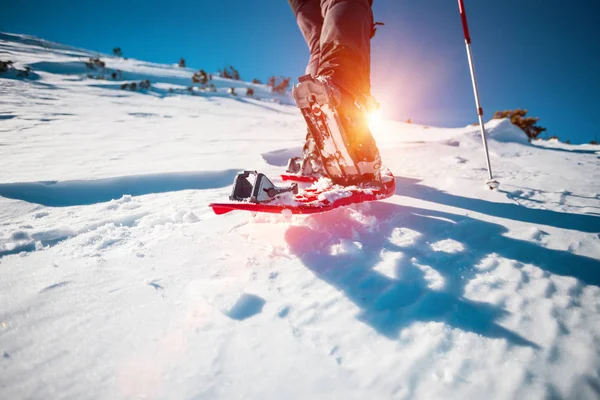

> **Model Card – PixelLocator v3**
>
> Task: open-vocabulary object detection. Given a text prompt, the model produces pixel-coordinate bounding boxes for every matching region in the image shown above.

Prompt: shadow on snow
[396,177,600,233]
[261,146,303,167]
[0,170,238,207]
[532,144,600,155]
[284,177,600,346]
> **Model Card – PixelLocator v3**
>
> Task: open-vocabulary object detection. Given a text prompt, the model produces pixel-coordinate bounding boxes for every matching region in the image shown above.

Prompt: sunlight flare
[367,108,383,132]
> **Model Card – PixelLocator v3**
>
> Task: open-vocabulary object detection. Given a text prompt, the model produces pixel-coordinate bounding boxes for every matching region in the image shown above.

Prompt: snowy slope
[1,32,600,400]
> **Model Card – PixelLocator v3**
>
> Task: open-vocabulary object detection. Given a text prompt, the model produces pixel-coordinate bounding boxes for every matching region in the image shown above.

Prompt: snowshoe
[209,168,395,215]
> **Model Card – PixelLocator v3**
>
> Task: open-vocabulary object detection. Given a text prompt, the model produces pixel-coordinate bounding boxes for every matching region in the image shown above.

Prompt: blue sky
[2,0,599,143]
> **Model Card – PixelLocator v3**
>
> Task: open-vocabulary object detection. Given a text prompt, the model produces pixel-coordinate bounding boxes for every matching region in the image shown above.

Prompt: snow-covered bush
[493,109,547,141]
[192,70,209,85]
[85,57,105,69]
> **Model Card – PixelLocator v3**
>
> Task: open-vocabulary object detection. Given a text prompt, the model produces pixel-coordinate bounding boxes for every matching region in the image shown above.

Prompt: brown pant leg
[288,0,324,77]
[318,0,373,100]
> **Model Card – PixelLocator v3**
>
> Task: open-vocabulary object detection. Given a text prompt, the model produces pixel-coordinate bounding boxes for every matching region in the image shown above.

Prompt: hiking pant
[288,0,374,99]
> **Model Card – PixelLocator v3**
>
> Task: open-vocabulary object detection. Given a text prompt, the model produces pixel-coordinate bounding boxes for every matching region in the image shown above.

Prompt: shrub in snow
[252,78,262,84]
[16,66,32,78]
[218,66,240,80]
[139,80,150,89]
[230,66,240,80]
[186,86,207,95]
[0,61,34,79]
[268,76,291,94]
[192,70,209,85]
[493,109,547,141]
[246,88,255,96]
[228,87,236,96]
[178,58,186,68]
[218,68,231,79]
[591,140,598,145]
[0,60,14,73]
[121,82,137,90]
[110,70,122,80]
[85,57,106,69]
[113,47,123,57]
[120,80,150,91]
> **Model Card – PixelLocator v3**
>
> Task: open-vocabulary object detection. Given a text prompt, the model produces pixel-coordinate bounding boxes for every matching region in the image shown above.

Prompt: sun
[367,108,383,131]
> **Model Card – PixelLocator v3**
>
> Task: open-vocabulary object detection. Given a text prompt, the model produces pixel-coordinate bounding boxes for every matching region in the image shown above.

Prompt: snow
[1,31,600,399]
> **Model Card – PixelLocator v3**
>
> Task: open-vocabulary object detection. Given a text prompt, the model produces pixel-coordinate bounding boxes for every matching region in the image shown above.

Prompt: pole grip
[458,0,471,44]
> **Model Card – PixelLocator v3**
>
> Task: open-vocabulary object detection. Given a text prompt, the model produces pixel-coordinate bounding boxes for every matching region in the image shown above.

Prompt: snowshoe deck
[209,170,395,215]
[280,174,319,183]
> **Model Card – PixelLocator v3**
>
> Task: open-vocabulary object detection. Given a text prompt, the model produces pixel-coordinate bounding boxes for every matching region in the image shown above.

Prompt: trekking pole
[458,0,499,189]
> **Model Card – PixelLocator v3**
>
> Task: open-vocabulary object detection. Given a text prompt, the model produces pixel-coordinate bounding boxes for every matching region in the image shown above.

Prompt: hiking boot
[292,74,383,186]
[333,83,382,184]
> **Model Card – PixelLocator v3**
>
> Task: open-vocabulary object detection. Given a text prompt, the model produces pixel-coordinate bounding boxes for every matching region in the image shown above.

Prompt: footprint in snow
[226,293,266,321]
[148,280,164,291]
[39,281,71,293]
[278,306,290,318]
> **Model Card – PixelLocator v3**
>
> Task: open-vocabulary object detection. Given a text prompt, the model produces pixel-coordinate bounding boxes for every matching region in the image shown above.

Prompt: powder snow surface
[1,32,600,400]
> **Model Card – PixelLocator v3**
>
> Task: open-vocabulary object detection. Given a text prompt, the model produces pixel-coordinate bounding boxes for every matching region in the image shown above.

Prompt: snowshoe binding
[285,130,327,182]
[229,171,298,203]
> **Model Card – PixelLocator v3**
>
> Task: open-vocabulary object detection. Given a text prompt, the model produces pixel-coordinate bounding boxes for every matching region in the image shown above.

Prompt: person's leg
[318,0,380,174]
[288,0,323,77]
[319,0,373,100]
[288,0,328,177]
[289,0,380,180]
